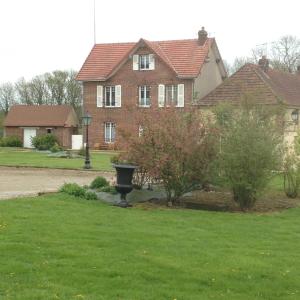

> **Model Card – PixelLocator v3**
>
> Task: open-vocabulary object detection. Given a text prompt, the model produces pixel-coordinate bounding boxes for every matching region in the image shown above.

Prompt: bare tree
[228,35,300,75]
[0,83,16,114]
[271,35,300,73]
[229,56,253,75]
[29,75,49,105]
[15,78,32,105]
[45,70,68,105]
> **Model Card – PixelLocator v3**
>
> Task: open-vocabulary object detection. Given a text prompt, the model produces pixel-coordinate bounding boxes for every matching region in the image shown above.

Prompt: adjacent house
[198,57,300,146]
[4,105,79,148]
[76,28,227,149]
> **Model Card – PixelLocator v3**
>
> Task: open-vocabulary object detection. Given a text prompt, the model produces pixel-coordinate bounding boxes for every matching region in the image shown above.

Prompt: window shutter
[158,84,165,107]
[115,85,122,107]
[149,54,155,70]
[96,85,103,107]
[177,84,184,107]
[133,55,139,70]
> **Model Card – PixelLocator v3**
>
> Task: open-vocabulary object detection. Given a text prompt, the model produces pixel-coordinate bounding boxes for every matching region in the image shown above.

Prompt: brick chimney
[258,55,269,72]
[198,27,208,46]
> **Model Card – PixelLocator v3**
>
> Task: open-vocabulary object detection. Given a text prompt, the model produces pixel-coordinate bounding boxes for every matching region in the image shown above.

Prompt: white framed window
[166,85,178,106]
[105,86,116,107]
[139,86,150,107]
[139,55,150,70]
[104,122,115,143]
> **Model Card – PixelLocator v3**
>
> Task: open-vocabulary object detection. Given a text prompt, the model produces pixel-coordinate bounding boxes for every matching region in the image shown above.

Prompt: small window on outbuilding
[47,128,52,134]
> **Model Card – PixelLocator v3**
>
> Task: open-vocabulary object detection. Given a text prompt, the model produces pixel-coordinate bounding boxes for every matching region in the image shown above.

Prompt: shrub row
[60,183,98,200]
[0,136,22,147]
[32,134,59,150]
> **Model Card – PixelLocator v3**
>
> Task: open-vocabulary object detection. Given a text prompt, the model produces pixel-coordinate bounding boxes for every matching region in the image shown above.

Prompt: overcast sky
[0,0,299,84]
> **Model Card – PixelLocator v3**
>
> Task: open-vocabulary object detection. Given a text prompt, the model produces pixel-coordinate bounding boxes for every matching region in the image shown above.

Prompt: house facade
[76,28,227,149]
[198,57,300,146]
[4,105,79,148]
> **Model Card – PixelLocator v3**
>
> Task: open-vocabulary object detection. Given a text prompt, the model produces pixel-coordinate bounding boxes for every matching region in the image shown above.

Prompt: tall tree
[29,75,49,105]
[15,78,32,105]
[228,35,300,75]
[271,35,300,73]
[45,70,68,105]
[0,82,16,114]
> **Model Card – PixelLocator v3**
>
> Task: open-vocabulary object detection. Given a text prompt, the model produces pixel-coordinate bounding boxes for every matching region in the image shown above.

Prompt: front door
[23,128,36,148]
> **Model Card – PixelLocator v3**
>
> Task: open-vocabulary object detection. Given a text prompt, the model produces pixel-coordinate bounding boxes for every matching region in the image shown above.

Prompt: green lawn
[0,148,115,171]
[0,194,300,299]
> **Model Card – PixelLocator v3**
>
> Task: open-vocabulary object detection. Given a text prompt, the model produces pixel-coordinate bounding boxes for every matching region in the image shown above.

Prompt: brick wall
[5,126,74,148]
[83,46,195,149]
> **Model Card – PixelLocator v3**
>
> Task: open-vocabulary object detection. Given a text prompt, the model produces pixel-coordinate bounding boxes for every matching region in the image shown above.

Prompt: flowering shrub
[119,108,218,205]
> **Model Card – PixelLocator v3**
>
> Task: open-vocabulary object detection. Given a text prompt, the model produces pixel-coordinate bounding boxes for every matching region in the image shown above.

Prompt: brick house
[4,105,79,148]
[76,28,227,149]
[198,57,300,146]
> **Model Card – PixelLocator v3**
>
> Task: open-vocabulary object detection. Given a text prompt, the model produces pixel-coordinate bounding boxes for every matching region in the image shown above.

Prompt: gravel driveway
[0,167,114,200]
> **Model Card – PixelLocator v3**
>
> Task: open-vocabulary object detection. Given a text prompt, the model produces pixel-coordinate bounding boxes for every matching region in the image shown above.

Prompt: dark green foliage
[32,134,59,150]
[215,95,284,210]
[90,176,109,189]
[85,191,98,200]
[77,147,85,156]
[0,136,22,147]
[60,183,86,198]
[100,185,118,195]
[50,143,63,153]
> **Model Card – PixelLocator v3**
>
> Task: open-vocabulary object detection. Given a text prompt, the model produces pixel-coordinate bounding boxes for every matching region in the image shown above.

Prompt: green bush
[50,143,63,153]
[60,183,86,198]
[32,134,59,150]
[77,147,85,156]
[215,96,284,210]
[85,191,98,200]
[90,176,109,189]
[100,185,118,195]
[0,136,22,147]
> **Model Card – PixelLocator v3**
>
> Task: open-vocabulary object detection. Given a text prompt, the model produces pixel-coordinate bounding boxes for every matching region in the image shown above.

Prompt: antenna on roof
[255,41,276,58]
[93,0,96,44]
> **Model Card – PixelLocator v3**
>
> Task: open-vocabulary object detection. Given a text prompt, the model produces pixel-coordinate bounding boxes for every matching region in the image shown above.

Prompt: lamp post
[82,112,92,169]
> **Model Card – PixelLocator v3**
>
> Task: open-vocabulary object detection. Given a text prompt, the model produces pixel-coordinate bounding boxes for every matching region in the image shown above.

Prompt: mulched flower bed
[138,190,300,213]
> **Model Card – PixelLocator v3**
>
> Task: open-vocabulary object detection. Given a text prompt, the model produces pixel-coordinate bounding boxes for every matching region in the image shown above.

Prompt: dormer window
[139,55,150,70]
[133,54,155,70]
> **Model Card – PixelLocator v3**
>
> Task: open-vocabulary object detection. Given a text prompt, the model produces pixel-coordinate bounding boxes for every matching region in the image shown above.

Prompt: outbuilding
[4,105,79,148]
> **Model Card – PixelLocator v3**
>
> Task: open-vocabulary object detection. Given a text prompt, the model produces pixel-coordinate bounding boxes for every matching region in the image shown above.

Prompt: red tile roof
[76,38,213,81]
[4,105,79,127]
[199,64,300,106]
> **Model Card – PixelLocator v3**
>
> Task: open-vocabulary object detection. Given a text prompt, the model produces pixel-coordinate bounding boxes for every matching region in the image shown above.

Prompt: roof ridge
[152,41,178,74]
[252,67,283,104]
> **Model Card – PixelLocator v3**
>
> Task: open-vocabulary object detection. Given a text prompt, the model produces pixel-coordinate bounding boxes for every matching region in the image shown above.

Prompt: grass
[0,148,115,171]
[0,194,300,299]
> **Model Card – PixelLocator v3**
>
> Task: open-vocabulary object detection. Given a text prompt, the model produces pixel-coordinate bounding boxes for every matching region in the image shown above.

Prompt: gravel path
[0,166,114,200]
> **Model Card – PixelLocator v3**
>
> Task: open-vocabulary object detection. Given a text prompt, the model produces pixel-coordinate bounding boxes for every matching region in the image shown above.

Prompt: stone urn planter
[112,164,137,207]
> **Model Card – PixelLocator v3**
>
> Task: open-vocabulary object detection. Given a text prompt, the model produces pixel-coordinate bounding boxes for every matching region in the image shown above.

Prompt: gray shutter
[158,84,165,107]
[97,85,103,107]
[177,84,184,107]
[133,55,139,70]
[115,85,121,107]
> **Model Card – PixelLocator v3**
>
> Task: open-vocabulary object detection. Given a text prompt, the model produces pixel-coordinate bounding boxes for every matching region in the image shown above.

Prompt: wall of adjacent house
[83,46,194,150]
[284,108,299,149]
[193,45,224,100]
